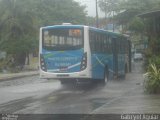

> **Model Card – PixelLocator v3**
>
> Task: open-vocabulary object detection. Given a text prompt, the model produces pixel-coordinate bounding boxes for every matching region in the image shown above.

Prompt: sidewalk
[92,62,160,114]
[0,71,39,81]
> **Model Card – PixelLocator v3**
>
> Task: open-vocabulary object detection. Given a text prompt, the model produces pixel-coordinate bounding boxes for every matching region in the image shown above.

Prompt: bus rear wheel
[102,68,108,84]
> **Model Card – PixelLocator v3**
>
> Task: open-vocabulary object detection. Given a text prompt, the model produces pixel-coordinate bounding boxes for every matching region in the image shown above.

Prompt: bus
[39,24,131,84]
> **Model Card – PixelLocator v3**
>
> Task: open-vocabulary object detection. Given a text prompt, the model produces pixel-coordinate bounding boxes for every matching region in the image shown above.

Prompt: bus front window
[42,28,83,51]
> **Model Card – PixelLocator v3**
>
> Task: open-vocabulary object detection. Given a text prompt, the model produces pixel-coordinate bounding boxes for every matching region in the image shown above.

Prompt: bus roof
[88,27,127,38]
[41,25,128,38]
[41,25,85,30]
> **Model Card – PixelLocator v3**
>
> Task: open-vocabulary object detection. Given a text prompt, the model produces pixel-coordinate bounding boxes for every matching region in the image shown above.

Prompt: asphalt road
[0,61,160,116]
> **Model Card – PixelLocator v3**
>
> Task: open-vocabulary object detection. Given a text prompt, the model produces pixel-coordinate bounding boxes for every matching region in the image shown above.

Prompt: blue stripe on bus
[42,48,84,73]
[91,53,114,79]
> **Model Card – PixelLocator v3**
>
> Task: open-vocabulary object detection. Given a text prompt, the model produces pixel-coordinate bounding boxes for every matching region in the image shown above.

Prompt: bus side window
[94,34,98,52]
[89,31,95,53]
[118,39,120,53]
[123,39,125,54]
[93,32,96,52]
[104,35,108,53]
[103,35,106,53]
[94,33,97,52]
[108,36,111,54]
[109,37,112,54]
[118,38,120,53]
[98,33,102,53]
[99,34,102,53]
[102,34,105,53]
[107,36,112,54]
[122,39,125,54]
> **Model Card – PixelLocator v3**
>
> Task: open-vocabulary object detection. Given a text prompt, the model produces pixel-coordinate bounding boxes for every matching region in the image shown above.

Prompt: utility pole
[95,0,99,28]
[113,10,115,32]
[104,0,107,20]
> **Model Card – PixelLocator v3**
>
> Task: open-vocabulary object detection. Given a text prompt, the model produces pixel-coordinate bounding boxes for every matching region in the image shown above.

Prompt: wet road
[0,61,160,114]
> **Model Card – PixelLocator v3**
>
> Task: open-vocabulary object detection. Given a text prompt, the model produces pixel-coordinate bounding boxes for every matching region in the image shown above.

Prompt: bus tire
[120,64,127,79]
[123,64,128,79]
[125,64,128,73]
[102,68,109,84]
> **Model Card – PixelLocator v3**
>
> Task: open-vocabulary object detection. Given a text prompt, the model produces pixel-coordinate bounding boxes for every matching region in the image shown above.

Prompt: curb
[0,71,39,81]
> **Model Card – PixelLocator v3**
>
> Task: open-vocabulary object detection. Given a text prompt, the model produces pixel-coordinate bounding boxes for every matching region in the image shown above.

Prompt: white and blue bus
[39,24,131,84]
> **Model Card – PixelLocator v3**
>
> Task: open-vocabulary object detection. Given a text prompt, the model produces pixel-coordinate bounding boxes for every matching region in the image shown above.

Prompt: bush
[0,58,8,73]
[149,56,160,69]
[143,53,160,71]
[143,48,152,70]
[144,64,160,94]
[0,55,22,73]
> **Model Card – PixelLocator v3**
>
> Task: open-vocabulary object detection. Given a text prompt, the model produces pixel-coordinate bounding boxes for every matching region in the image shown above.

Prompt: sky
[74,0,105,17]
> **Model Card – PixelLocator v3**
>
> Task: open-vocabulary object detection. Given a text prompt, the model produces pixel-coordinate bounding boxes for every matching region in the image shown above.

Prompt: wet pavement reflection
[0,61,160,114]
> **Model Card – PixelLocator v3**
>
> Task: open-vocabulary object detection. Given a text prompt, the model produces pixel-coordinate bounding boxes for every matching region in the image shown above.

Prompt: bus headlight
[80,52,87,71]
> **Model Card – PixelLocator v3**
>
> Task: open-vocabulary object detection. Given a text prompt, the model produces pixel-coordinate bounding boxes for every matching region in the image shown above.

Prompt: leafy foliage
[144,63,160,94]
[98,0,120,16]
[128,17,144,33]
[101,0,160,28]
[0,0,87,71]
[22,0,87,26]
[0,0,37,68]
[144,56,160,94]
[148,56,160,69]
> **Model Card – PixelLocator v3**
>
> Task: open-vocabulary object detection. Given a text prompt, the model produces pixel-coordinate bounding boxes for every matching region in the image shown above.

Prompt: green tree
[0,0,87,71]
[85,16,96,26]
[0,0,37,69]
[128,17,144,33]
[99,0,121,20]
[25,0,87,26]
[116,0,160,27]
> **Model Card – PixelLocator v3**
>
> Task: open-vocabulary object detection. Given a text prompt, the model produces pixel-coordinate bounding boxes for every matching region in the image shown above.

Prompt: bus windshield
[42,28,83,51]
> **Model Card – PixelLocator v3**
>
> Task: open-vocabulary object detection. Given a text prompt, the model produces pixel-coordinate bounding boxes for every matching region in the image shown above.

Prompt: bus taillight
[81,53,87,70]
[40,54,47,72]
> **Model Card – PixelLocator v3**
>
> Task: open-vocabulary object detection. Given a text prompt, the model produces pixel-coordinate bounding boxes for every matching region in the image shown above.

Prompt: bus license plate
[60,67,68,71]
